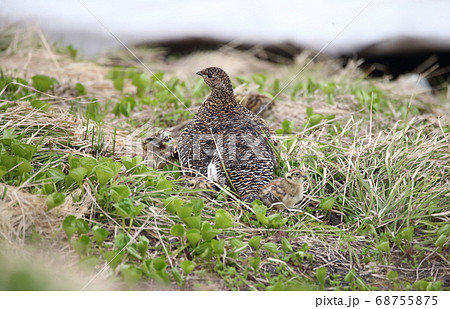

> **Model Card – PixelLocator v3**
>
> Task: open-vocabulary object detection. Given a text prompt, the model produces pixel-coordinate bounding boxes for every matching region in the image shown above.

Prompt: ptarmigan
[259,169,307,210]
[178,175,218,199]
[178,67,276,203]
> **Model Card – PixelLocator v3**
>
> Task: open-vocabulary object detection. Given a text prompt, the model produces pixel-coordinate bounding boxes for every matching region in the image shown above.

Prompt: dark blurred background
[1,0,449,87]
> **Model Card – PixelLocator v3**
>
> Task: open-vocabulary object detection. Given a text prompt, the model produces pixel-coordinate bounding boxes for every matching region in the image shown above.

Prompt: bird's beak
[196,71,203,76]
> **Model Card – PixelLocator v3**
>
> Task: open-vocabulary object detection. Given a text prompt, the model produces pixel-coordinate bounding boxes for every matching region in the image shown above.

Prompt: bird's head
[196,67,233,95]
[285,169,307,185]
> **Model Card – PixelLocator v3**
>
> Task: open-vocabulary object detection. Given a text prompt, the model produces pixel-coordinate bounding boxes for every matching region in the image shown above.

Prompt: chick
[259,169,307,210]
[142,130,177,169]
[178,175,218,199]
[234,92,275,118]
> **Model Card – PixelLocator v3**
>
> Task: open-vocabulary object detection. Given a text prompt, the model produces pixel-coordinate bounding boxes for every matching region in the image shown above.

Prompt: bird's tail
[241,194,260,204]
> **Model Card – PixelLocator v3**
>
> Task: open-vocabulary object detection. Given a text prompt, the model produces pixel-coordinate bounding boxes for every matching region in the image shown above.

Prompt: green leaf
[104,250,124,271]
[46,168,65,183]
[124,67,137,79]
[78,256,98,271]
[0,166,7,179]
[308,114,323,127]
[153,257,167,272]
[319,197,335,211]
[263,242,279,255]
[111,185,131,203]
[42,183,54,195]
[114,233,131,250]
[189,199,204,215]
[252,200,268,225]
[211,239,225,255]
[322,82,336,94]
[75,82,87,95]
[16,158,32,175]
[68,167,87,185]
[79,157,97,174]
[186,229,201,246]
[180,260,195,275]
[356,277,368,291]
[307,78,319,93]
[72,235,91,256]
[1,127,17,142]
[105,66,123,80]
[327,94,334,105]
[344,269,356,282]
[248,236,262,251]
[183,214,201,230]
[92,226,110,246]
[399,226,414,242]
[201,222,221,240]
[229,238,246,252]
[170,224,186,237]
[46,192,65,210]
[156,178,172,191]
[94,165,114,186]
[252,73,266,87]
[62,215,77,240]
[437,224,450,237]
[11,142,37,161]
[113,77,124,92]
[434,234,447,247]
[0,154,16,170]
[115,96,136,117]
[377,240,390,252]
[316,267,327,290]
[281,238,293,254]
[267,213,287,228]
[323,114,336,121]
[171,267,182,285]
[412,280,429,291]
[195,241,213,259]
[76,218,90,235]
[387,270,398,282]
[282,120,294,134]
[30,100,50,111]
[132,73,151,97]
[66,45,77,58]
[163,197,184,214]
[214,209,233,228]
[177,204,193,219]
[306,107,314,117]
[126,244,142,259]
[249,256,261,272]
[121,264,142,288]
[121,156,143,171]
[32,74,57,92]
[68,154,81,169]
[115,198,136,219]
[137,236,149,259]
[236,76,251,84]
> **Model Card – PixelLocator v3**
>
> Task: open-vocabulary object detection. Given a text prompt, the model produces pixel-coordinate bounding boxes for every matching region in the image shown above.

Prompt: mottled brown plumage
[178,67,276,203]
[142,130,177,169]
[234,92,275,118]
[178,175,218,198]
[259,169,306,210]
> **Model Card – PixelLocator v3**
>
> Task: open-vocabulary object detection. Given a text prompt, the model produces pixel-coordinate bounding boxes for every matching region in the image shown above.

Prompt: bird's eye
[294,173,299,177]
[207,73,213,78]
